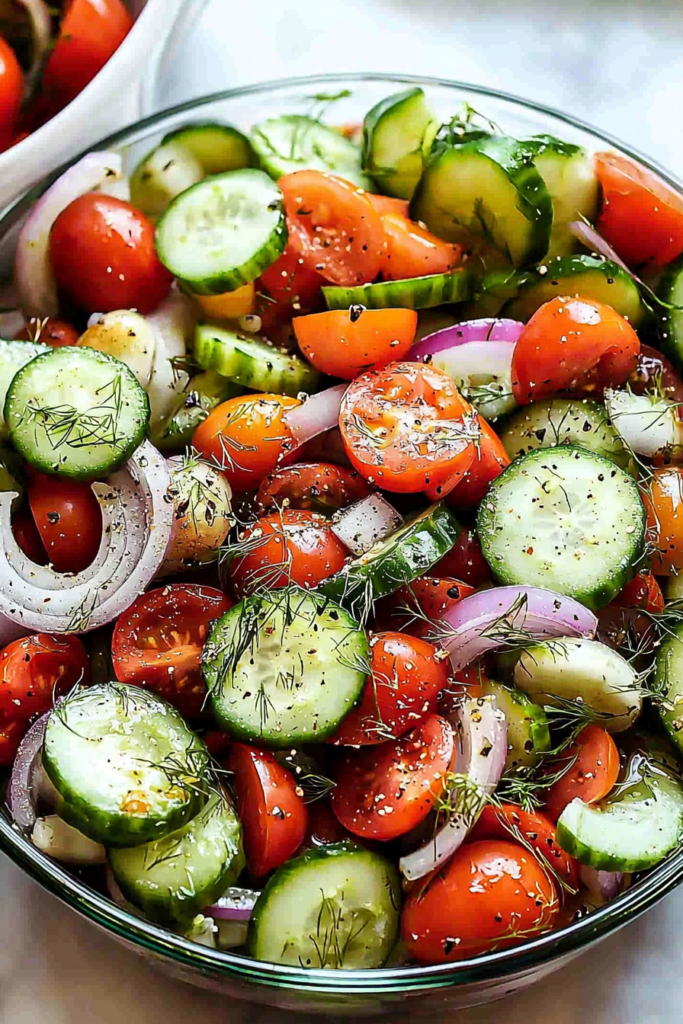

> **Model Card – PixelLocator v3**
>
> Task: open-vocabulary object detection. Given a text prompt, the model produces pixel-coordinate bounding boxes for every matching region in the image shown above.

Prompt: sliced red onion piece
[580,864,624,903]
[430,340,517,420]
[411,317,524,360]
[146,288,194,426]
[399,696,507,881]
[0,441,173,638]
[15,152,123,318]
[331,494,403,555]
[568,221,644,287]
[283,384,347,448]
[206,887,259,922]
[7,712,49,833]
[441,586,598,674]
[605,388,683,459]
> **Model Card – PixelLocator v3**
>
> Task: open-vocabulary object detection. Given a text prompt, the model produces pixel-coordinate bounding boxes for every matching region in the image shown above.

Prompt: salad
[2,85,683,972]
[0,0,132,153]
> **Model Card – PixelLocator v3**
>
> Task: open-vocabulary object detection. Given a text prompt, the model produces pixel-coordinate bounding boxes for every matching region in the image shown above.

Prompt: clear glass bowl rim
[1,71,682,996]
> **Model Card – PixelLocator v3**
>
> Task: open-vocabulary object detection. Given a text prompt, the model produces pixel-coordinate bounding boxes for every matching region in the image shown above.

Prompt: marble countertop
[4,1,683,1021]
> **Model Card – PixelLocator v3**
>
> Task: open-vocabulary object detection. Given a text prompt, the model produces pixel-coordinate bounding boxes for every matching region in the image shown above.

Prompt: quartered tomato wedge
[378,212,463,280]
[544,725,620,823]
[470,803,579,889]
[255,462,370,514]
[447,416,510,509]
[0,634,90,722]
[613,570,665,614]
[258,243,326,309]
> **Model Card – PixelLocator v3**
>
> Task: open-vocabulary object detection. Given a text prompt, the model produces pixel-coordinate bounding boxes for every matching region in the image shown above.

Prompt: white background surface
[3,1,683,1021]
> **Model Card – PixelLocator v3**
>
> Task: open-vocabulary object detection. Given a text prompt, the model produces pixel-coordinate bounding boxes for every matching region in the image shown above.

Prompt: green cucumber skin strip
[163,122,255,174]
[323,269,472,311]
[193,323,320,397]
[654,622,683,753]
[658,252,683,368]
[361,87,433,200]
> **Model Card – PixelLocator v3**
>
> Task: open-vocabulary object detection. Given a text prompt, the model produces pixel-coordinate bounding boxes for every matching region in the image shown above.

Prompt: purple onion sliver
[567,221,644,287]
[8,713,49,833]
[206,886,259,921]
[580,864,624,902]
[411,318,524,360]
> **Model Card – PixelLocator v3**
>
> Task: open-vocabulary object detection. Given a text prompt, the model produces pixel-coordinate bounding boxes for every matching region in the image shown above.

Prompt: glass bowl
[1,73,682,1017]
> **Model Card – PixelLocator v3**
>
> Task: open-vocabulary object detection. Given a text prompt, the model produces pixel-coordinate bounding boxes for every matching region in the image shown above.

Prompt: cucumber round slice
[499,398,637,477]
[657,252,683,368]
[109,792,244,923]
[0,339,49,439]
[477,445,646,610]
[323,268,472,311]
[556,753,683,871]
[410,136,553,267]
[130,140,204,221]
[503,255,646,326]
[5,345,149,480]
[319,503,461,622]
[251,115,371,188]
[155,169,287,295]
[164,122,254,175]
[654,622,683,752]
[194,323,320,397]
[522,136,598,259]
[203,588,368,747]
[43,684,210,847]
[480,679,551,769]
[361,87,436,200]
[248,841,400,968]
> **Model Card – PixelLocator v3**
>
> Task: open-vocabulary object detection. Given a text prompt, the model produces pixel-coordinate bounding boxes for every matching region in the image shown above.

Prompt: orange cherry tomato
[330,631,449,746]
[192,394,299,492]
[511,296,640,405]
[0,634,90,722]
[402,839,559,963]
[331,714,454,840]
[379,212,463,281]
[612,570,665,614]
[644,468,683,574]
[544,725,620,823]
[340,361,476,494]
[255,462,370,514]
[446,416,510,508]
[229,743,308,878]
[431,526,491,587]
[15,318,80,348]
[470,803,579,889]
[27,472,102,574]
[366,194,410,217]
[228,509,348,595]
[0,38,23,141]
[293,307,417,379]
[279,171,384,286]
[595,151,683,269]
[258,243,325,310]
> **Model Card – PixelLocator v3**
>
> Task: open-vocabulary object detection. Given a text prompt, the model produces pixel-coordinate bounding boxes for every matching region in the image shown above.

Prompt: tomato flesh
[379,212,463,281]
[612,570,665,614]
[471,803,579,889]
[0,634,90,722]
[15,318,80,348]
[431,526,491,587]
[27,472,102,574]
[446,416,510,508]
[544,725,620,822]
[293,307,417,380]
[255,462,370,514]
[0,38,23,142]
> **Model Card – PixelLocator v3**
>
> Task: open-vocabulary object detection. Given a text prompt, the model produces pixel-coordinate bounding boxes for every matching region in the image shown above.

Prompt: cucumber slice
[164,122,254,175]
[323,268,472,311]
[151,370,243,452]
[513,638,642,732]
[504,255,646,326]
[480,679,551,769]
[653,622,683,752]
[499,398,637,477]
[155,169,287,295]
[130,140,204,221]
[251,115,371,188]
[248,841,400,968]
[319,503,461,622]
[109,792,244,924]
[361,87,436,199]
[657,252,683,368]
[410,136,553,267]
[0,339,49,439]
[5,346,150,480]
[522,136,599,259]
[43,684,210,847]
[203,587,368,747]
[477,445,646,610]
[194,323,320,397]
[556,753,683,871]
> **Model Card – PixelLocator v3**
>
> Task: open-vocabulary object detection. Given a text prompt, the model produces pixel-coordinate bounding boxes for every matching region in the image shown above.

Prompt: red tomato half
[612,570,665,614]
[431,526,491,587]
[0,634,90,722]
[258,243,325,309]
[294,307,417,379]
[112,585,231,718]
[0,38,24,144]
[374,577,475,637]
[255,462,370,514]
[446,416,510,508]
[229,743,308,877]
[331,714,454,840]
[379,212,463,281]
[27,472,102,574]
[471,803,579,889]
[544,725,620,823]
[12,506,48,565]
[15,318,80,348]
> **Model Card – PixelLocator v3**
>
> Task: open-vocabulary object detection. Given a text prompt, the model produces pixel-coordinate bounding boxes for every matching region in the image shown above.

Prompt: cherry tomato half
[402,839,559,963]
[0,38,24,144]
[446,416,510,508]
[0,634,90,722]
[15,318,80,348]
[644,467,683,574]
[255,462,370,514]
[630,344,683,405]
[50,194,172,314]
[27,472,102,574]
[378,212,463,281]
[112,585,231,718]
[374,577,475,637]
[431,526,491,587]
[294,307,417,380]
[331,714,454,840]
[470,803,579,889]
[544,725,620,823]
[612,570,665,614]
[511,296,640,405]
[340,361,476,494]
[258,243,325,309]
[229,742,308,877]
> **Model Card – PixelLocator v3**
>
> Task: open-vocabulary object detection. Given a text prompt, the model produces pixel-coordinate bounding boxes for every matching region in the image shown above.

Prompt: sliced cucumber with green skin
[151,370,243,452]
[109,792,245,924]
[323,268,472,311]
[499,398,637,477]
[203,588,368,747]
[164,122,254,175]
[319,503,461,622]
[480,679,551,769]
[43,684,210,847]
[410,136,553,267]
[248,841,400,968]
[0,339,49,438]
[503,255,646,326]
[556,752,683,871]
[521,136,599,259]
[514,637,642,732]
[477,445,646,610]
[194,323,320,397]
[251,115,371,188]
[653,622,683,752]
[361,87,436,199]
[5,346,149,480]
[155,169,287,295]
[130,140,205,221]
[657,252,683,368]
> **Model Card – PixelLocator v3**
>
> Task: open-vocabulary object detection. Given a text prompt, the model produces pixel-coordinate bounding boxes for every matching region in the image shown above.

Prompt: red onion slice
[399,696,507,881]
[15,152,123,318]
[331,494,403,555]
[411,317,524,360]
[441,586,598,673]
[605,388,683,459]
[0,441,173,638]
[580,864,624,903]
[206,887,259,922]
[146,288,194,427]
[7,712,49,833]
[568,221,644,287]
[283,384,347,447]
